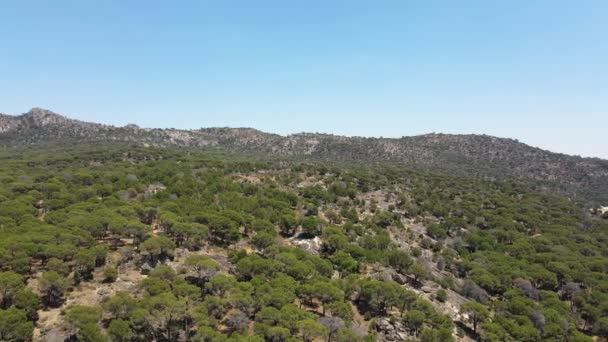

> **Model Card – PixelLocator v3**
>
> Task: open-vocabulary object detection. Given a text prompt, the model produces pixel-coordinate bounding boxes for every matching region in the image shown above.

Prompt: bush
[103,267,118,283]
[411,247,422,258]
[436,289,448,302]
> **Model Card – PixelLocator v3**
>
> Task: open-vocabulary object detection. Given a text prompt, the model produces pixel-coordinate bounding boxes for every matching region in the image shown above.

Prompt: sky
[0,1,606,158]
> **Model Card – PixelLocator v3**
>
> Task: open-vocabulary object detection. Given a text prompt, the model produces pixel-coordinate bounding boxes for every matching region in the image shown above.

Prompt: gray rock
[392,273,408,285]
[421,285,434,293]
[140,262,153,274]
[376,317,412,342]
[290,236,323,254]
[42,330,68,342]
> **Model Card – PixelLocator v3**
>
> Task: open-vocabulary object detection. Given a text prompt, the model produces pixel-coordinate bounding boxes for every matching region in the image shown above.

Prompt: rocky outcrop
[289,236,323,255]
[368,267,409,285]
[375,318,412,342]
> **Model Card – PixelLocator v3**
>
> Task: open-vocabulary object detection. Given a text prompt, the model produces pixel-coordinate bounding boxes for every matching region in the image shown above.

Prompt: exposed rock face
[1,107,607,203]
[376,318,412,342]
[289,236,323,254]
[38,330,68,342]
[369,267,409,285]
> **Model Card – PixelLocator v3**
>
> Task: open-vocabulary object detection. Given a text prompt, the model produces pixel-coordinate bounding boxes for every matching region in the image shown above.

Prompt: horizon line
[2,106,605,161]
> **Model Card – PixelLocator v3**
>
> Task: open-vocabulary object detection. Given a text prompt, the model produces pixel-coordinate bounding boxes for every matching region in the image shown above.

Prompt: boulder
[290,236,323,254]
[376,317,411,342]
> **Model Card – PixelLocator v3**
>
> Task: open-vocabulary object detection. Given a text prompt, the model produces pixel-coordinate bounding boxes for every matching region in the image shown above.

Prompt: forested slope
[0,144,606,341]
[2,108,607,204]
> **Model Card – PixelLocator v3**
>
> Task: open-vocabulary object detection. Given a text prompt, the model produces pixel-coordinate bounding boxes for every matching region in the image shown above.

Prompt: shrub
[436,289,448,302]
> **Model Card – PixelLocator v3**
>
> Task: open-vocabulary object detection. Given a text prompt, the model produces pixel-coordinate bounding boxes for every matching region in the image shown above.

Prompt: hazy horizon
[1,1,606,158]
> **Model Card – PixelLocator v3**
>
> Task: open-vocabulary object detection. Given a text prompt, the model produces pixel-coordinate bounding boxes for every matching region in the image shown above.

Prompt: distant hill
[2,107,607,203]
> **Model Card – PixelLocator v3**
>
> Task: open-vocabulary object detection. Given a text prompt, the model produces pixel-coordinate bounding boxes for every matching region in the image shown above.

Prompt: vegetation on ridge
[1,108,607,204]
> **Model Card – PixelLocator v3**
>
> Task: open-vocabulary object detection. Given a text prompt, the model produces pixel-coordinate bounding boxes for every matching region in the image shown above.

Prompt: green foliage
[79,324,109,342]
[300,216,325,237]
[461,301,489,334]
[404,309,425,336]
[47,258,70,276]
[0,145,604,341]
[103,292,137,320]
[0,307,34,341]
[103,266,118,283]
[196,212,242,245]
[0,271,24,308]
[14,288,40,321]
[140,236,175,264]
[297,319,328,342]
[38,271,68,308]
[330,251,359,277]
[107,319,132,342]
[65,305,103,332]
[435,289,447,303]
[185,255,221,286]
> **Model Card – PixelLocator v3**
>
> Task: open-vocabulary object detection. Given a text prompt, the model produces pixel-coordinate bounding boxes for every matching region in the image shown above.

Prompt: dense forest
[0,144,606,342]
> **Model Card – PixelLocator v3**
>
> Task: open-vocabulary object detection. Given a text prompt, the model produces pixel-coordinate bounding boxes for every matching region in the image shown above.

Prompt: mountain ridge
[2,108,607,203]
[0,108,582,149]
[0,107,602,158]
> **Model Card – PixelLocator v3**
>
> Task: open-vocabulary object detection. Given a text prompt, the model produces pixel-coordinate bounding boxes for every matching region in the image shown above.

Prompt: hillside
[1,108,607,204]
[0,145,606,342]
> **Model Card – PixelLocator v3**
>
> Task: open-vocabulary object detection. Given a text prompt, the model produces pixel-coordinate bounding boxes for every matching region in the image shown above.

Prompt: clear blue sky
[1,1,606,158]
